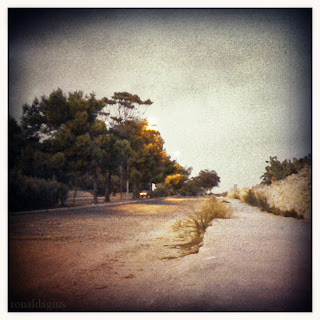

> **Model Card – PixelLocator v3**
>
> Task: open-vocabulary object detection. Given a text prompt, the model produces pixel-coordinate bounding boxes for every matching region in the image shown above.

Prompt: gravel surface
[8,197,311,311]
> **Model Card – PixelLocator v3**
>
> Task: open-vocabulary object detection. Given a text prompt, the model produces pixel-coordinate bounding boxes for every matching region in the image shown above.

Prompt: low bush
[227,187,250,202]
[172,196,232,255]
[227,189,238,199]
[153,184,178,198]
[200,196,233,220]
[179,180,202,196]
[244,189,272,212]
[282,210,304,219]
[9,171,69,212]
[238,188,249,202]
[152,184,170,198]
[244,189,258,206]
[244,188,304,219]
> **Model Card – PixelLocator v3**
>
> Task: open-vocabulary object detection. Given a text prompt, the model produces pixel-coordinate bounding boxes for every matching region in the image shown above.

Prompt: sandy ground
[8,197,311,312]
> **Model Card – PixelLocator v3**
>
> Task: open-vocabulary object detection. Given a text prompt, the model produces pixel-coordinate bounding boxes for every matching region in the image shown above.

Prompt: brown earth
[8,197,312,312]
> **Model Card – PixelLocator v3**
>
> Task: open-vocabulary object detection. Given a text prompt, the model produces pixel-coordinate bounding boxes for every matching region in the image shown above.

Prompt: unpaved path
[9,197,311,311]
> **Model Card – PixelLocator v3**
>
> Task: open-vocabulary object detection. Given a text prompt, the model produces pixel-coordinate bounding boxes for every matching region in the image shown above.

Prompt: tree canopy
[195,169,220,193]
[103,91,153,124]
[9,88,221,208]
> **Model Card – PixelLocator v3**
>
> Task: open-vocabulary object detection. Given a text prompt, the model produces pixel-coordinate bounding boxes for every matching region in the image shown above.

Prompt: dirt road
[8,197,311,311]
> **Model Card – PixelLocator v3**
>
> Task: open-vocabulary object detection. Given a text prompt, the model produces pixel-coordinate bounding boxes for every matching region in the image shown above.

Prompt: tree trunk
[126,179,129,199]
[93,177,98,203]
[119,166,123,201]
[105,171,112,202]
[132,180,139,200]
[126,163,130,199]
[72,187,77,206]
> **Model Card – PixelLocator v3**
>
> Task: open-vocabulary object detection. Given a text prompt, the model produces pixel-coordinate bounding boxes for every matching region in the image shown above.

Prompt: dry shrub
[227,187,250,202]
[200,196,233,220]
[238,188,250,202]
[227,188,239,199]
[244,189,272,212]
[171,196,232,256]
[244,189,305,219]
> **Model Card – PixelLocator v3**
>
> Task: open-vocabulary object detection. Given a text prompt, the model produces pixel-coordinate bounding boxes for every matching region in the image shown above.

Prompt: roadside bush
[179,181,201,196]
[227,185,240,199]
[260,155,311,185]
[243,188,304,219]
[200,196,233,220]
[244,189,258,206]
[76,174,106,196]
[282,210,304,219]
[9,171,69,212]
[172,196,232,255]
[244,189,272,212]
[238,188,249,202]
[57,183,69,206]
[237,155,311,220]
[153,184,170,198]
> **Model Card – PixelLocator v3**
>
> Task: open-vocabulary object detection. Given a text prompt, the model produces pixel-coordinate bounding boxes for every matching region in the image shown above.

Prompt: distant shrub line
[229,186,304,219]
[260,155,311,185]
[9,171,69,212]
[227,154,311,220]
[244,189,304,219]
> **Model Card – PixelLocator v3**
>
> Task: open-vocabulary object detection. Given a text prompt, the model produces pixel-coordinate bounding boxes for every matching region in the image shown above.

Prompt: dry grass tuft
[170,196,233,257]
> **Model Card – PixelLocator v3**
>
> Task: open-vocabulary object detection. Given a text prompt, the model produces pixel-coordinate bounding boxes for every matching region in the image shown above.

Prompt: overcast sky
[8,8,311,192]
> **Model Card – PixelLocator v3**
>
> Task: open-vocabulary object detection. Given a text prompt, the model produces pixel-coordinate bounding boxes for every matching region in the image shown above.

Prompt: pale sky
[8,8,311,192]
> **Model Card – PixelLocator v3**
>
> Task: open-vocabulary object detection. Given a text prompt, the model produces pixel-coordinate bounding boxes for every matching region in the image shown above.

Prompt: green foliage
[164,174,186,190]
[260,155,311,185]
[95,133,121,174]
[9,171,69,212]
[21,89,107,139]
[57,183,69,206]
[14,88,221,206]
[179,179,201,196]
[15,90,162,204]
[21,98,44,142]
[152,184,170,198]
[8,117,26,170]
[42,88,70,129]
[111,119,172,199]
[153,168,221,198]
[18,90,108,181]
[194,169,220,192]
[155,168,220,197]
